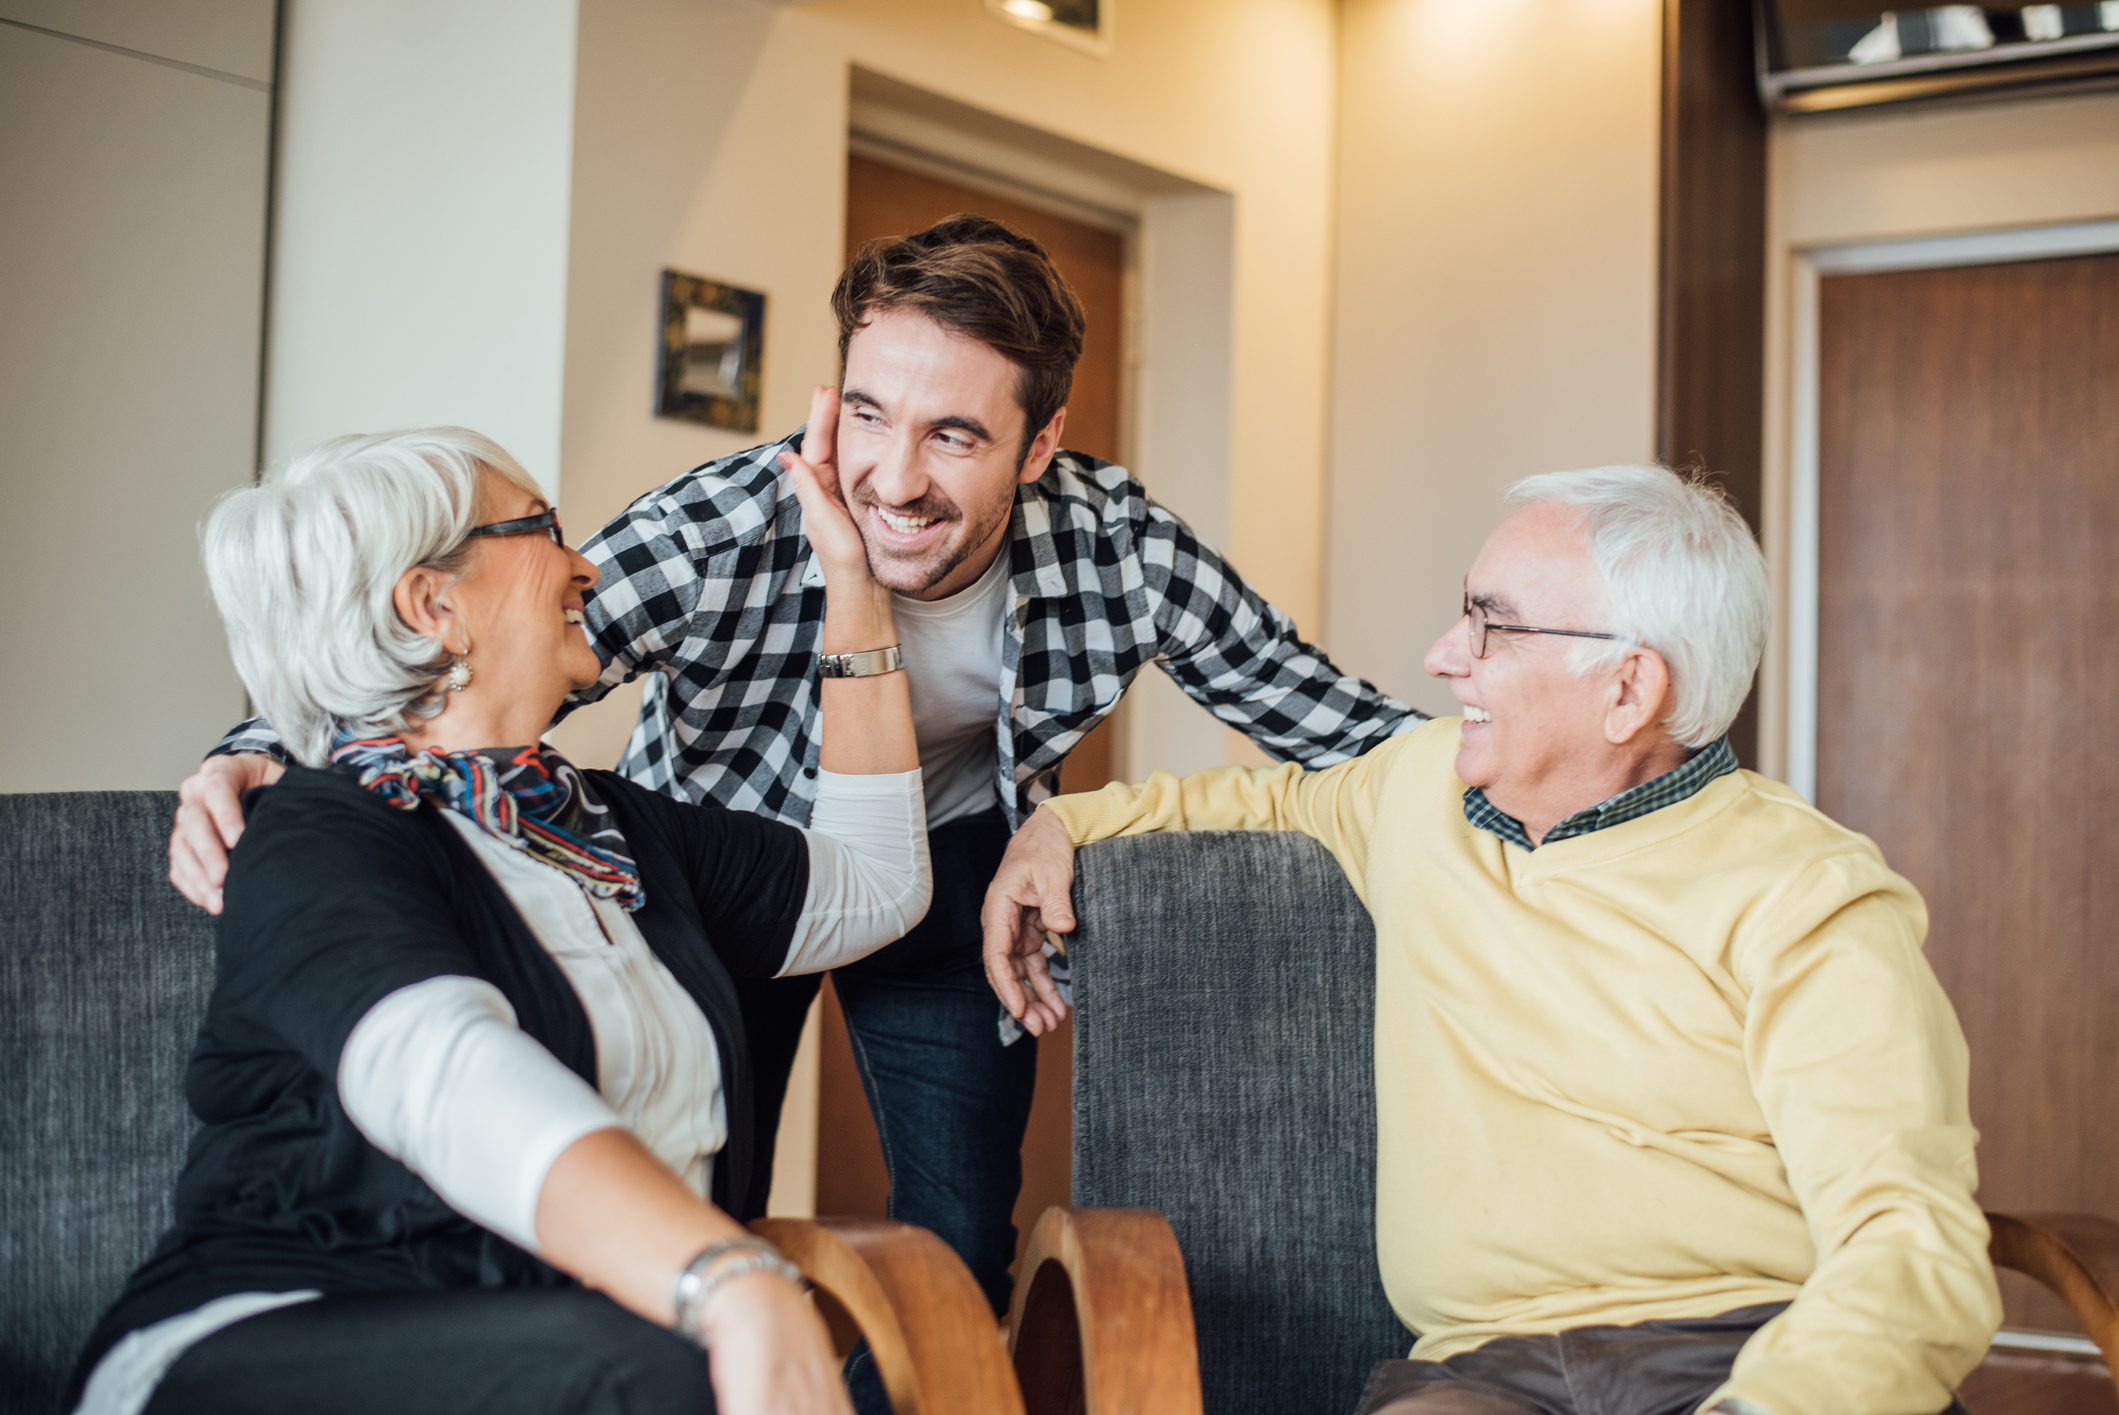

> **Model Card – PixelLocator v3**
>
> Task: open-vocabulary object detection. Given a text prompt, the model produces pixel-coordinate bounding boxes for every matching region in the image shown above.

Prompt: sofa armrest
[1986,1210,2119,1385]
[1067,832,1407,1415]
[752,1216,1025,1415]
[1008,1207,1202,1415]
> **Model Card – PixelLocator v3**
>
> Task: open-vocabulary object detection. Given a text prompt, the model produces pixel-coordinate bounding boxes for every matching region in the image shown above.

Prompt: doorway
[814,151,1133,1272]
[1810,242,2119,1335]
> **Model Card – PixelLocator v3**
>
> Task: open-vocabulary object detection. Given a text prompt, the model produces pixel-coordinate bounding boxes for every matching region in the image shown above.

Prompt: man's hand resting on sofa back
[169,753,285,913]
[980,805,1076,1037]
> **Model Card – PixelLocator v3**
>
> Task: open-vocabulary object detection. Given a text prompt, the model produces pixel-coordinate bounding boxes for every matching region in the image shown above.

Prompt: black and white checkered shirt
[220,429,1426,827]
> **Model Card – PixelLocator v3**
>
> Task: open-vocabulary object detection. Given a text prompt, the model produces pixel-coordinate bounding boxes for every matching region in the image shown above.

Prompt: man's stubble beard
[856,494,1014,598]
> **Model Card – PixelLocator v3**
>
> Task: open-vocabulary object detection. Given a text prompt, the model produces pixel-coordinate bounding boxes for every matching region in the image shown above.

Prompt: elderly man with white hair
[982,465,2000,1415]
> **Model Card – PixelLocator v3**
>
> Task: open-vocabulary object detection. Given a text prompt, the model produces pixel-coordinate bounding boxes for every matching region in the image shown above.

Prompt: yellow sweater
[1047,720,1999,1415]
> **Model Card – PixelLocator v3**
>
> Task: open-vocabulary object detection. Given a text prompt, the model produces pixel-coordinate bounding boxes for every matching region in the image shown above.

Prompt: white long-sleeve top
[77,768,926,1415]
[337,766,929,1249]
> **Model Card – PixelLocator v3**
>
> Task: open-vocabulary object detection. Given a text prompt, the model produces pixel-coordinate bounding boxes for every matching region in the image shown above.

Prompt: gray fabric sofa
[0,795,1398,1415]
[1068,830,1408,1415]
[2,792,209,1415]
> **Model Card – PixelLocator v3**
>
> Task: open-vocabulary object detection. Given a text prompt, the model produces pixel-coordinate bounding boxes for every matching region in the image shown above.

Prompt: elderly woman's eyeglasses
[1463,594,1622,660]
[465,509,564,546]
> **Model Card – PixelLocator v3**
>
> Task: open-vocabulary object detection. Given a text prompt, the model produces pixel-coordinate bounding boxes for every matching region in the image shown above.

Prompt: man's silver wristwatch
[818,645,904,678]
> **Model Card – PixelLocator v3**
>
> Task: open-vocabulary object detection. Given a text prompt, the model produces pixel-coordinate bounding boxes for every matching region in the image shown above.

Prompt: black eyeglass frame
[465,509,564,546]
[1462,593,1624,660]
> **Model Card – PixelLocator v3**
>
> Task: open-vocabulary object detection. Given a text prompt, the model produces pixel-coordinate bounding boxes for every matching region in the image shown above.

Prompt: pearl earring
[446,638,473,692]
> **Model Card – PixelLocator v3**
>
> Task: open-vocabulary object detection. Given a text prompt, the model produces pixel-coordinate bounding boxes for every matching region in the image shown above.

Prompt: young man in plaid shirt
[170,216,1424,1323]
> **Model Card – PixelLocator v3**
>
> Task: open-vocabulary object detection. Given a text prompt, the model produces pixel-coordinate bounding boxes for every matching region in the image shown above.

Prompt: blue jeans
[738,808,1037,1317]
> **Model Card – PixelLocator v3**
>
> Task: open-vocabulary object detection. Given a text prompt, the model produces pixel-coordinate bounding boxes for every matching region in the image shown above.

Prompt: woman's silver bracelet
[672,1236,805,1345]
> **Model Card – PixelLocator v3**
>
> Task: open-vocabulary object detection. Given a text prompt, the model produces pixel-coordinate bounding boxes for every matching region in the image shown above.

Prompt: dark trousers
[740,806,1036,1317]
[1353,1303,1971,1415]
[143,1288,714,1415]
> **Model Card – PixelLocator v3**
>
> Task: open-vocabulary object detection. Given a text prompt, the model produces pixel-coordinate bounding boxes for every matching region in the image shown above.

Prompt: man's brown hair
[832,214,1087,465]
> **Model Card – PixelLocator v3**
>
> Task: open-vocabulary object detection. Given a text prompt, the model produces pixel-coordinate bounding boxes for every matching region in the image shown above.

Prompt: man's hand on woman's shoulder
[980,806,1077,1037]
[170,753,286,914]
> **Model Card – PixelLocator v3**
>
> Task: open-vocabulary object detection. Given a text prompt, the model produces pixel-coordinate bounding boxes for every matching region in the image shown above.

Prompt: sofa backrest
[1069,830,1407,1415]
[0,792,211,1415]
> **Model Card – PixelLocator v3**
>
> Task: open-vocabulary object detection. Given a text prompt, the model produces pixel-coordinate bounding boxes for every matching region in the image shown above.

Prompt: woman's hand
[697,1270,855,1415]
[535,1129,852,1413]
[782,385,875,602]
[443,1036,859,1415]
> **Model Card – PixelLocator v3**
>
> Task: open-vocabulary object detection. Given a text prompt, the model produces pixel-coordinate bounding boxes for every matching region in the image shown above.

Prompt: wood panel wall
[1816,253,2119,1334]
[1658,0,1768,766]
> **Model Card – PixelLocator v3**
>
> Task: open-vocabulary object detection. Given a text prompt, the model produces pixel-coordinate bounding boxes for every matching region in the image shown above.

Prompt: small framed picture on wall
[657,270,765,433]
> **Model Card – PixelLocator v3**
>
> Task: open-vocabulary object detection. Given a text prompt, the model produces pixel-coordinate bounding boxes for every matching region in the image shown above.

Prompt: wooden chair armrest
[1006,1207,1203,1415]
[1985,1209,2119,1384]
[753,1216,1025,1415]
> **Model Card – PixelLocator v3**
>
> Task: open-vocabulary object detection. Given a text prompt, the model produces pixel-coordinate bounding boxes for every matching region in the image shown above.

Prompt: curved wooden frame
[1006,1207,1203,1415]
[753,1217,1025,1415]
[764,1205,2119,1411]
[1000,1206,2119,1407]
[1986,1210,2119,1386]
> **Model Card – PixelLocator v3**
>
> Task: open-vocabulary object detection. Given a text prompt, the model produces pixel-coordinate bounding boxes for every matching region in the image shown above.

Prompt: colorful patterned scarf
[330,734,645,912]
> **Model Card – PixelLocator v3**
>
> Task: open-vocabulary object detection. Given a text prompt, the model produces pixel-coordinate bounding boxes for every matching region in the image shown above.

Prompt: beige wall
[0,3,274,791]
[265,0,580,490]
[546,0,1340,774]
[1758,90,2119,781]
[1324,0,1664,719]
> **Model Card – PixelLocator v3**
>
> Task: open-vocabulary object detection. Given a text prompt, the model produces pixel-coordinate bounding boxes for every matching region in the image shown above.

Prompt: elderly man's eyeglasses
[465,509,564,546]
[1462,594,1622,660]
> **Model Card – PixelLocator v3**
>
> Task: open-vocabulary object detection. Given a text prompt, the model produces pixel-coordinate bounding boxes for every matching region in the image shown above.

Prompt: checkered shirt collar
[1461,735,1738,852]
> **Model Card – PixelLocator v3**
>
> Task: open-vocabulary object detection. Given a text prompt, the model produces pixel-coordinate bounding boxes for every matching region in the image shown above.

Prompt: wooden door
[816,153,1129,1274]
[1816,252,2119,1333]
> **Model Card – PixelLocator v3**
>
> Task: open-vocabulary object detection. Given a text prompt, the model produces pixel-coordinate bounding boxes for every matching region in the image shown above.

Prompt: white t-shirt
[891,548,1013,827]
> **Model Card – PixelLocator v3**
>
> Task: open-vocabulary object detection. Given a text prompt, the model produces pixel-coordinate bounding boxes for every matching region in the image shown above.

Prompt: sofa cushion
[0,792,211,1415]
[1070,830,1407,1415]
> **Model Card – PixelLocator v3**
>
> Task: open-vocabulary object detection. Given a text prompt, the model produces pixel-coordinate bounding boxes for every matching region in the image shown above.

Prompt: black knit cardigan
[72,763,809,1391]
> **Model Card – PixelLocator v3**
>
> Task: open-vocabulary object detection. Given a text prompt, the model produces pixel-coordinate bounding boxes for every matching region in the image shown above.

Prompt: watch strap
[818,645,904,678]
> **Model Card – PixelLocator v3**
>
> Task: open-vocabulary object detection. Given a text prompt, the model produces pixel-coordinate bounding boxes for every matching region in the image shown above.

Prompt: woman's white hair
[1503,464,1768,749]
[201,428,545,769]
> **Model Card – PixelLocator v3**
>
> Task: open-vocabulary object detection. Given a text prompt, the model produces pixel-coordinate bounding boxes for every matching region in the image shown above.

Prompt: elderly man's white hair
[201,428,546,769]
[1504,465,1768,749]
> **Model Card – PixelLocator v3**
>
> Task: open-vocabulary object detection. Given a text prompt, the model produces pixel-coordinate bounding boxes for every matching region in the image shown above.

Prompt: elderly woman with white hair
[70,409,926,1415]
